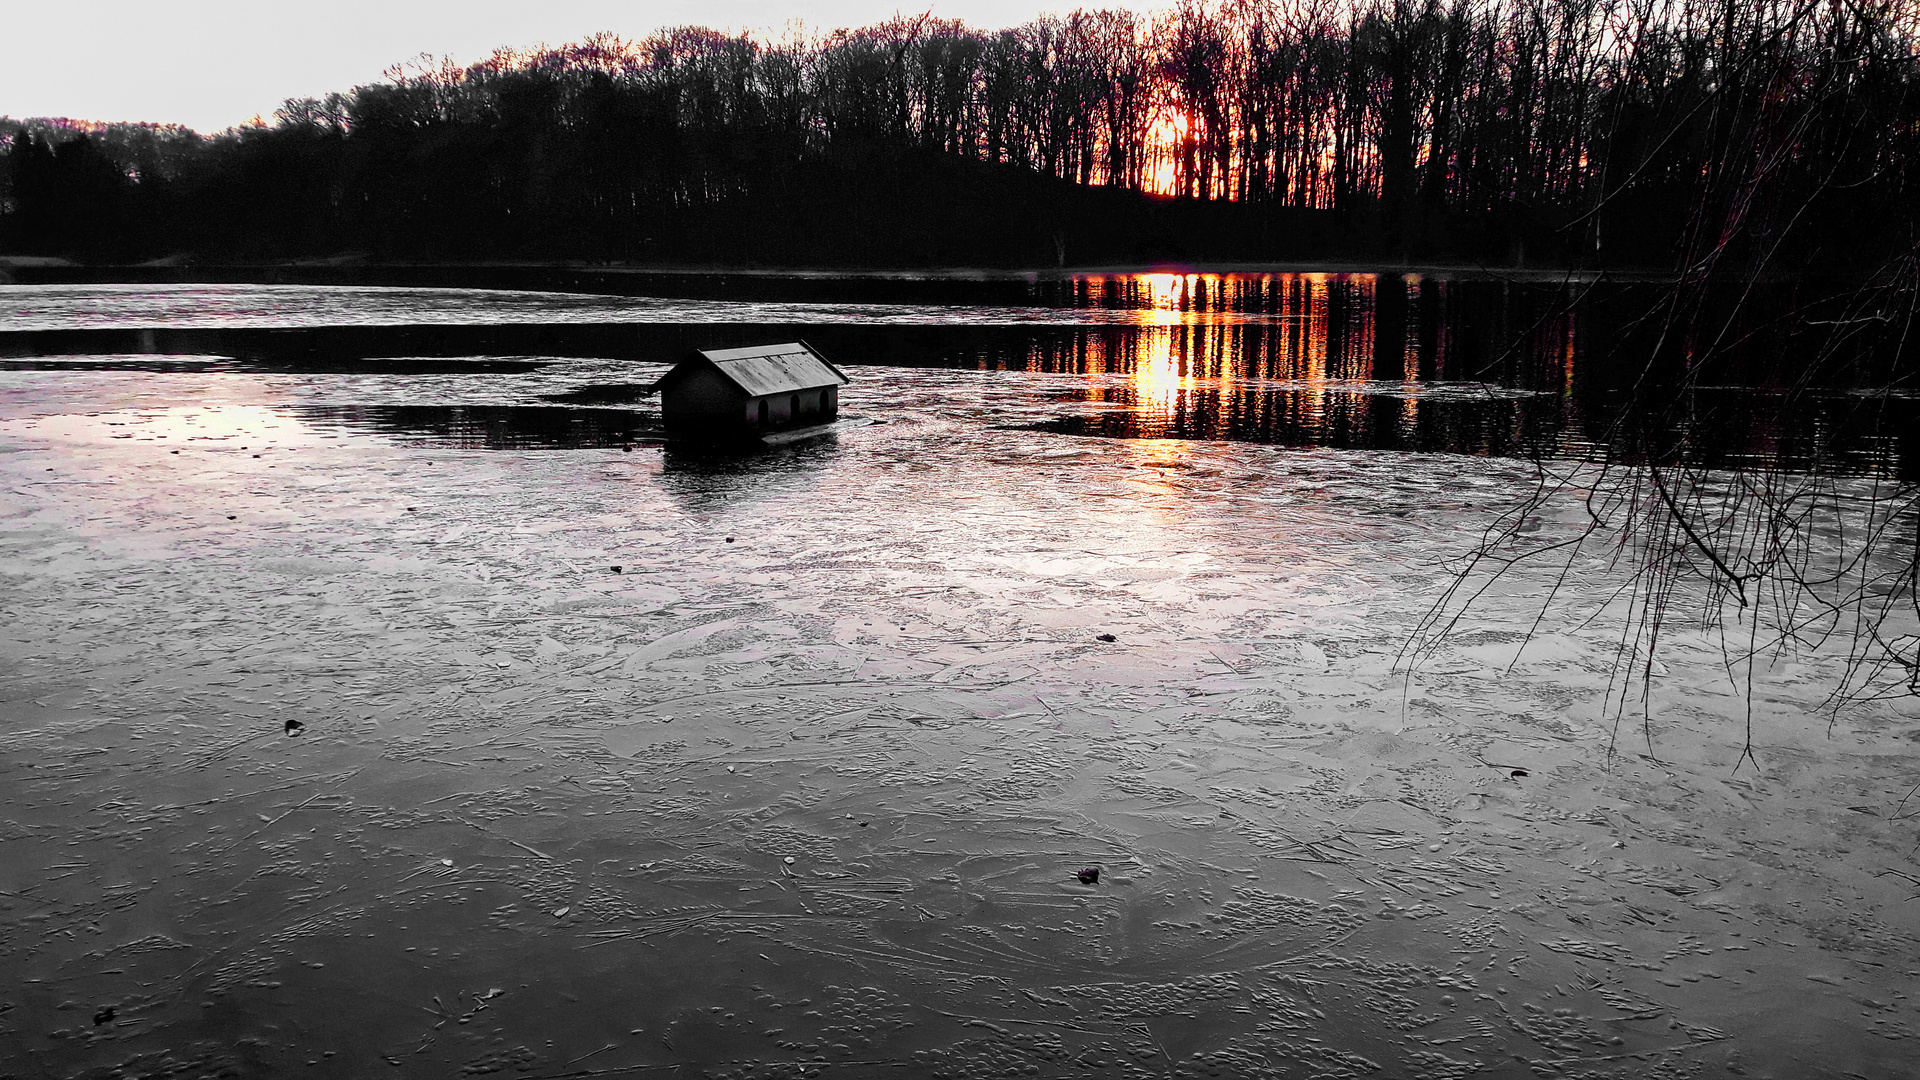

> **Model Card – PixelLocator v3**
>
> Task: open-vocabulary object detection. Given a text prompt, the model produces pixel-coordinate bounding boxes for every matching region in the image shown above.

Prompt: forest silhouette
[0,0,1915,270]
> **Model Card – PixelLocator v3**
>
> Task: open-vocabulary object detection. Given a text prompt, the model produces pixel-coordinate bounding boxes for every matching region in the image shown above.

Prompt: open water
[3,272,1912,475]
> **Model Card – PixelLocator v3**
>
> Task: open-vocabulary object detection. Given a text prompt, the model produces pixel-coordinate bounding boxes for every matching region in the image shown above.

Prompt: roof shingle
[673,342,849,398]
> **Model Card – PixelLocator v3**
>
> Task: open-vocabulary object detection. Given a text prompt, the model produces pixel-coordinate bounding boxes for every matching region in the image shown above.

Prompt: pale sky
[5,1,1157,135]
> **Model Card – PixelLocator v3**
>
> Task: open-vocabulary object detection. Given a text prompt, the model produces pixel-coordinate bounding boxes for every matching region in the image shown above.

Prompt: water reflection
[947,274,1910,477]
[1043,273,1578,383]
[941,273,1583,458]
[656,438,843,514]
[292,405,660,449]
[6,271,1912,476]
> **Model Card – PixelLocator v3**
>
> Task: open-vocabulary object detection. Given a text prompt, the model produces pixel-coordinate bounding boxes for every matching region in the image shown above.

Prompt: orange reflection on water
[972,271,1600,456]
[1140,273,1193,327]
[1133,328,1182,408]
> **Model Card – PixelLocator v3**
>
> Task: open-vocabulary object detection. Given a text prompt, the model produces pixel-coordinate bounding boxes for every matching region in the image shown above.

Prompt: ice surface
[1,354,1917,1079]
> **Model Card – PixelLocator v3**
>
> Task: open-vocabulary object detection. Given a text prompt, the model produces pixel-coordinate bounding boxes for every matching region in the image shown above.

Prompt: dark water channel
[1,272,1912,475]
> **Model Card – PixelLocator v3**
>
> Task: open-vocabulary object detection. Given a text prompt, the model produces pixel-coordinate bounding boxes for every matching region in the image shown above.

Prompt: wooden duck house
[654,342,850,440]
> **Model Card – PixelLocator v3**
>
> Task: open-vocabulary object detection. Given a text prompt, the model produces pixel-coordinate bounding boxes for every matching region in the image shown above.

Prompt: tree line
[2,0,1915,268]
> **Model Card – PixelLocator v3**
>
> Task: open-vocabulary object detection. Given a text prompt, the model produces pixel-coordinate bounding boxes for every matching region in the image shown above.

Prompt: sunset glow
[1144,109,1190,196]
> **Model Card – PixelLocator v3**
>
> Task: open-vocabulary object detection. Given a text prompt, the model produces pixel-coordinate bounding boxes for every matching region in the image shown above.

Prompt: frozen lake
[1,280,1917,1078]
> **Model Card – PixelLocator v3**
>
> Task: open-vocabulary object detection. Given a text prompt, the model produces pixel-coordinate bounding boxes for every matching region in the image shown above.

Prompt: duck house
[654,342,851,440]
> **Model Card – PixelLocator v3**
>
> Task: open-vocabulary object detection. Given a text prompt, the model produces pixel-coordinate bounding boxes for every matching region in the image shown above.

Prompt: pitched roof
[659,342,850,398]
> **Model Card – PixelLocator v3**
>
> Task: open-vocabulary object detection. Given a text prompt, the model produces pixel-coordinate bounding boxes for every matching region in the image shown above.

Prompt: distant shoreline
[0,256,1688,288]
